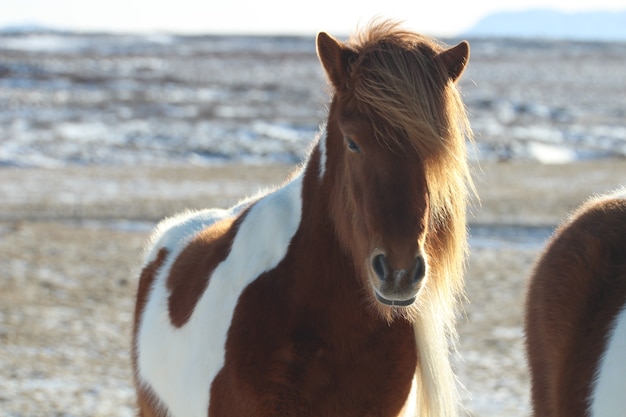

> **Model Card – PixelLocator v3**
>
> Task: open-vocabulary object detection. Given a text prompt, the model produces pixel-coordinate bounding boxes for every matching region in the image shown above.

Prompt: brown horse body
[132,21,473,417]
[525,188,626,417]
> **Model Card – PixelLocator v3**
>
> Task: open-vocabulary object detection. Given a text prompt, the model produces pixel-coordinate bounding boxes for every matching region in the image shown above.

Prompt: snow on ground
[0,33,625,167]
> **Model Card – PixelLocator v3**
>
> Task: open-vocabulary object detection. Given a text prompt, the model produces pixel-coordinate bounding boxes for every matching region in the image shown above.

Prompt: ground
[1,160,624,416]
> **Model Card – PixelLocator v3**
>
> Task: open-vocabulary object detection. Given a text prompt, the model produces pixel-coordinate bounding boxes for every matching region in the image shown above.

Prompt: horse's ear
[435,41,470,82]
[316,32,355,90]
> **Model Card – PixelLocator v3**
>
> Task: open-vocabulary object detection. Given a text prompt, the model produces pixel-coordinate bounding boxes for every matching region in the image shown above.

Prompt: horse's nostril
[372,254,389,281]
[411,256,426,283]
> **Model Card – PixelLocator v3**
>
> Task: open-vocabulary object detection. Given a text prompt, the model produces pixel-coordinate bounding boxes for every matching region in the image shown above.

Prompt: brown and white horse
[132,21,473,417]
[525,187,626,417]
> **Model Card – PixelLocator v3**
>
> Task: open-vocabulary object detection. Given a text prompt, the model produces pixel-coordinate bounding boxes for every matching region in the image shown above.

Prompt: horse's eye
[345,137,361,153]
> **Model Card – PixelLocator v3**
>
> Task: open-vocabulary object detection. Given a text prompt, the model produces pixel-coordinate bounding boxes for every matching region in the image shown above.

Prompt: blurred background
[0,1,625,416]
[1,0,626,167]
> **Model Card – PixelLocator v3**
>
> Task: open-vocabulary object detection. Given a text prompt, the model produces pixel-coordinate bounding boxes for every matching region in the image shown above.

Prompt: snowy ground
[1,33,625,167]
[0,31,625,416]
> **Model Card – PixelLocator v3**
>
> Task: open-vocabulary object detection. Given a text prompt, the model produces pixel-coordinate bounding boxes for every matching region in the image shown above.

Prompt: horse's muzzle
[369,252,426,306]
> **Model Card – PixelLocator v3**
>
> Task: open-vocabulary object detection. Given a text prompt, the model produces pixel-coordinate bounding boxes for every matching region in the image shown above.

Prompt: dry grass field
[1,159,624,416]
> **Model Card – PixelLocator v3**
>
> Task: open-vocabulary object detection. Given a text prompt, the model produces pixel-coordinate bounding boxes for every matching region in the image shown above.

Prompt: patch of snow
[525,141,578,164]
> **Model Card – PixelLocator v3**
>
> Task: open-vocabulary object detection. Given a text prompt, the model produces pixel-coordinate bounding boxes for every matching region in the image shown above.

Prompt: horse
[525,187,626,417]
[131,20,473,417]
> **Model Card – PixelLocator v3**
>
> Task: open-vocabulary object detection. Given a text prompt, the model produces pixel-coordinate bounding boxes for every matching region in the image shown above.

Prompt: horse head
[316,22,470,315]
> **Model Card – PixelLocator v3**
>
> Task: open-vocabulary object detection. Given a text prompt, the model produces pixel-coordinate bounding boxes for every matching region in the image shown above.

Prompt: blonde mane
[346,20,474,417]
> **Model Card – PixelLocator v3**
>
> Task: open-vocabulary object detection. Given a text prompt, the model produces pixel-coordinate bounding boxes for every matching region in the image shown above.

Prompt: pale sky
[1,0,625,37]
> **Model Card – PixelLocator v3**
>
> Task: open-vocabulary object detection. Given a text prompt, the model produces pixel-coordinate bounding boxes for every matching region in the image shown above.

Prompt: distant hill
[464,9,626,41]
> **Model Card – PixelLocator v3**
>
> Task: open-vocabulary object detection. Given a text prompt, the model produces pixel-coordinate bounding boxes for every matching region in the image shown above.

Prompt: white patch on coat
[590,302,626,417]
[135,172,304,417]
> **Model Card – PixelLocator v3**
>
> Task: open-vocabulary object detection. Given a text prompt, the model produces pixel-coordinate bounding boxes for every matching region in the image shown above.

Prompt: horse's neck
[231,159,418,414]
[295,167,353,287]
[284,162,374,329]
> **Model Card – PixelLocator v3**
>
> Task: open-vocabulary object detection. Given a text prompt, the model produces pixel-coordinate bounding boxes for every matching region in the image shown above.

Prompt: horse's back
[132,175,305,417]
[526,188,626,417]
